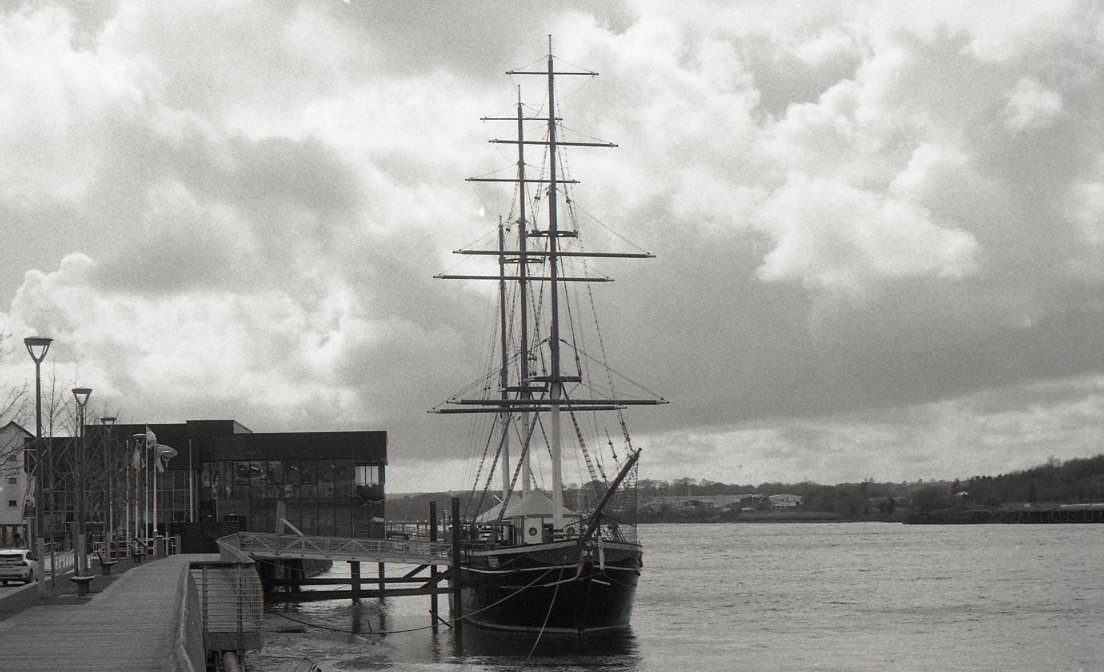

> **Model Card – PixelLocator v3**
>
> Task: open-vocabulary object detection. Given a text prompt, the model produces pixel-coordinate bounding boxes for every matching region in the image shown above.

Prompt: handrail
[223,532,454,565]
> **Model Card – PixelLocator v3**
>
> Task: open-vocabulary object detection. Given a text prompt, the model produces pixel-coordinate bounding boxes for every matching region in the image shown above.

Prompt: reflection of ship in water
[433,39,666,635]
[455,620,641,661]
[260,568,641,668]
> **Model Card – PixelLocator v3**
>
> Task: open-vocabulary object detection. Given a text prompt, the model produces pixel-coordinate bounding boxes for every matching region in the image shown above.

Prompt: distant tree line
[635,478,925,522]
[637,453,1104,522]
[960,454,1104,509]
[383,453,1104,524]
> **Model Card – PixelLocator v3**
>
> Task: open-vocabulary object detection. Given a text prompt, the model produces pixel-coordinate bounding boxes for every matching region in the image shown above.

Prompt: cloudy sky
[1,0,1102,491]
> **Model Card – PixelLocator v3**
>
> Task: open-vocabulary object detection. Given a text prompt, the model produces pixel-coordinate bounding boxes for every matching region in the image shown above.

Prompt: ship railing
[229,531,454,565]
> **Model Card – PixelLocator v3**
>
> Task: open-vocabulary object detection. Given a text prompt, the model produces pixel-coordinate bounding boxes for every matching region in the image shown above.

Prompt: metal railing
[190,561,264,653]
[43,545,74,579]
[227,531,453,565]
[91,536,178,561]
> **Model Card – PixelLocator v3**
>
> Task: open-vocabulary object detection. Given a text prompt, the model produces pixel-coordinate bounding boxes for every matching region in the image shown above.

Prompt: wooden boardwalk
[0,554,214,672]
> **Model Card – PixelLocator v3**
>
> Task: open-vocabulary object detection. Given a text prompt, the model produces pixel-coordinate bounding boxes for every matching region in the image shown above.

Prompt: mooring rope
[264,567,556,636]
[526,567,563,660]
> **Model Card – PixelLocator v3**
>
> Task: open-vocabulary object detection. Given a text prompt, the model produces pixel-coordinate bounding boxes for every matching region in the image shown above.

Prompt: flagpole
[188,439,194,523]
[134,436,140,547]
[142,437,148,544]
[124,438,131,553]
[152,449,158,551]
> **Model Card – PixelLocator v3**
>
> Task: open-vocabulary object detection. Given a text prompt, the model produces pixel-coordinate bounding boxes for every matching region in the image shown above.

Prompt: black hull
[458,540,641,634]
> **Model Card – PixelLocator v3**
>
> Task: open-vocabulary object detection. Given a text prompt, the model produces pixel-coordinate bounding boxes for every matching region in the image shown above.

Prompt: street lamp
[72,387,92,576]
[24,336,52,598]
[100,417,117,560]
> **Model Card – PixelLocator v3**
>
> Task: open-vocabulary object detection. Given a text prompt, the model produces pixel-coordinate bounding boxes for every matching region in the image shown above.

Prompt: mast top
[506,36,597,78]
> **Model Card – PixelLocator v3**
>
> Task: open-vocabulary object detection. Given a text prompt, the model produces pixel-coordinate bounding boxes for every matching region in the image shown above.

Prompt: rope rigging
[436,55,657,539]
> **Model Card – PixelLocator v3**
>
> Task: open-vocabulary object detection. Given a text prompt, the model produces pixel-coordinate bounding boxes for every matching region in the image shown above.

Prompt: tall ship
[432,40,667,635]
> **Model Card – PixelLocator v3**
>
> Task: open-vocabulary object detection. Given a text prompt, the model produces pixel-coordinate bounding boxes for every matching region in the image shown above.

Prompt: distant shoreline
[636,511,910,524]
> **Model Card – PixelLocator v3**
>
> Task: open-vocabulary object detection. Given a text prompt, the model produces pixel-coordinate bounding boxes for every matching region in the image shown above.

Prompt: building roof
[61,420,388,467]
[0,421,32,438]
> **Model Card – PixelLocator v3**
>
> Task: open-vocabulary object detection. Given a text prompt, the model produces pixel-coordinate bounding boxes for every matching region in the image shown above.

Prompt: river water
[255,523,1104,671]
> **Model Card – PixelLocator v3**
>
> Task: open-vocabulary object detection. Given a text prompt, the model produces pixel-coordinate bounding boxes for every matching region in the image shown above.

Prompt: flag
[154,444,177,473]
[131,444,142,470]
[145,426,157,449]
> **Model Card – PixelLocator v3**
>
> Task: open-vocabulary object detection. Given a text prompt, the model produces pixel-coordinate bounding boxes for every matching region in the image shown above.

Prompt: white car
[0,549,36,584]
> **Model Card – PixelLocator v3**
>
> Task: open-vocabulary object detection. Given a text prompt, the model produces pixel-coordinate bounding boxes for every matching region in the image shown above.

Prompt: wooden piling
[429,500,439,629]
[349,561,361,602]
[450,497,462,629]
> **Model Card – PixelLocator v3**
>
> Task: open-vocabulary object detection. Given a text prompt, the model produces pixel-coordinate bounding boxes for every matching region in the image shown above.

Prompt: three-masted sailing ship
[432,41,666,635]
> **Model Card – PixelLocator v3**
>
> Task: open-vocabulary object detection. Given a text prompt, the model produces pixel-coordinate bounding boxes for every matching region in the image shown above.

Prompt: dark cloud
[2,1,1103,488]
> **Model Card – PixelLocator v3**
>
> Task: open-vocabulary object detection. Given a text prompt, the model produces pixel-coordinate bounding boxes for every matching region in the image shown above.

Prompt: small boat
[432,38,667,635]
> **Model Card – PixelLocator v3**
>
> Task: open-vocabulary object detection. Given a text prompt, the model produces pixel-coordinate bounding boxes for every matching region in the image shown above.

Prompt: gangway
[217,500,463,626]
[218,531,454,566]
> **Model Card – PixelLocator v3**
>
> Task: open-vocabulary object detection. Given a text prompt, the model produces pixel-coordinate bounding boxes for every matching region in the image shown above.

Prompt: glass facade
[32,423,388,544]
[198,458,384,537]
[161,470,192,523]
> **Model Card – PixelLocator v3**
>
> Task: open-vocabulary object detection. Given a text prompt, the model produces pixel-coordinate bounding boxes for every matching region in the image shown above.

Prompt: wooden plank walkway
[0,554,216,672]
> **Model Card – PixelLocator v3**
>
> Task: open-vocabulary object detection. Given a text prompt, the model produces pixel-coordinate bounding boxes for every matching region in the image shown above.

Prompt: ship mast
[515,87,533,497]
[435,38,665,528]
[544,44,566,529]
[497,217,511,499]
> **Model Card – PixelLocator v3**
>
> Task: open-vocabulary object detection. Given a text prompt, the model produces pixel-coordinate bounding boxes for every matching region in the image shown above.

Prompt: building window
[355,465,383,502]
[6,500,16,508]
[6,477,16,485]
[356,465,380,486]
[333,460,354,497]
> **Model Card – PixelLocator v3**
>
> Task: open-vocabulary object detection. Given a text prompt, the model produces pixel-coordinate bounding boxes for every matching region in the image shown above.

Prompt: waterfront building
[28,419,387,546]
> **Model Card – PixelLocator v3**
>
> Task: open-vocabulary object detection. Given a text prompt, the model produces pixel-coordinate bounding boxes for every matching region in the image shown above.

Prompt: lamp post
[71,387,92,576]
[24,336,52,598]
[100,417,117,561]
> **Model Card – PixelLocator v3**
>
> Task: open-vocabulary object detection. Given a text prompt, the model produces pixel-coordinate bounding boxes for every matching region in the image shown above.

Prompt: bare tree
[0,327,31,479]
[0,328,31,425]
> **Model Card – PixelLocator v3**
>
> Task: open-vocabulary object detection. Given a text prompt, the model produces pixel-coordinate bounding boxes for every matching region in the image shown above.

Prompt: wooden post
[349,561,361,602]
[378,562,386,600]
[450,497,462,629]
[429,500,439,629]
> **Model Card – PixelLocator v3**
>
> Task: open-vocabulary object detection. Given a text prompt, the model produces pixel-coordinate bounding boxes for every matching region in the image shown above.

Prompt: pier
[225,500,463,624]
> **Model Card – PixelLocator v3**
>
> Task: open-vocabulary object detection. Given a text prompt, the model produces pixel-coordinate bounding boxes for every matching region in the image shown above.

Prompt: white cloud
[1002,77,1064,131]
[0,7,144,207]
[794,27,858,66]
[753,172,978,296]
